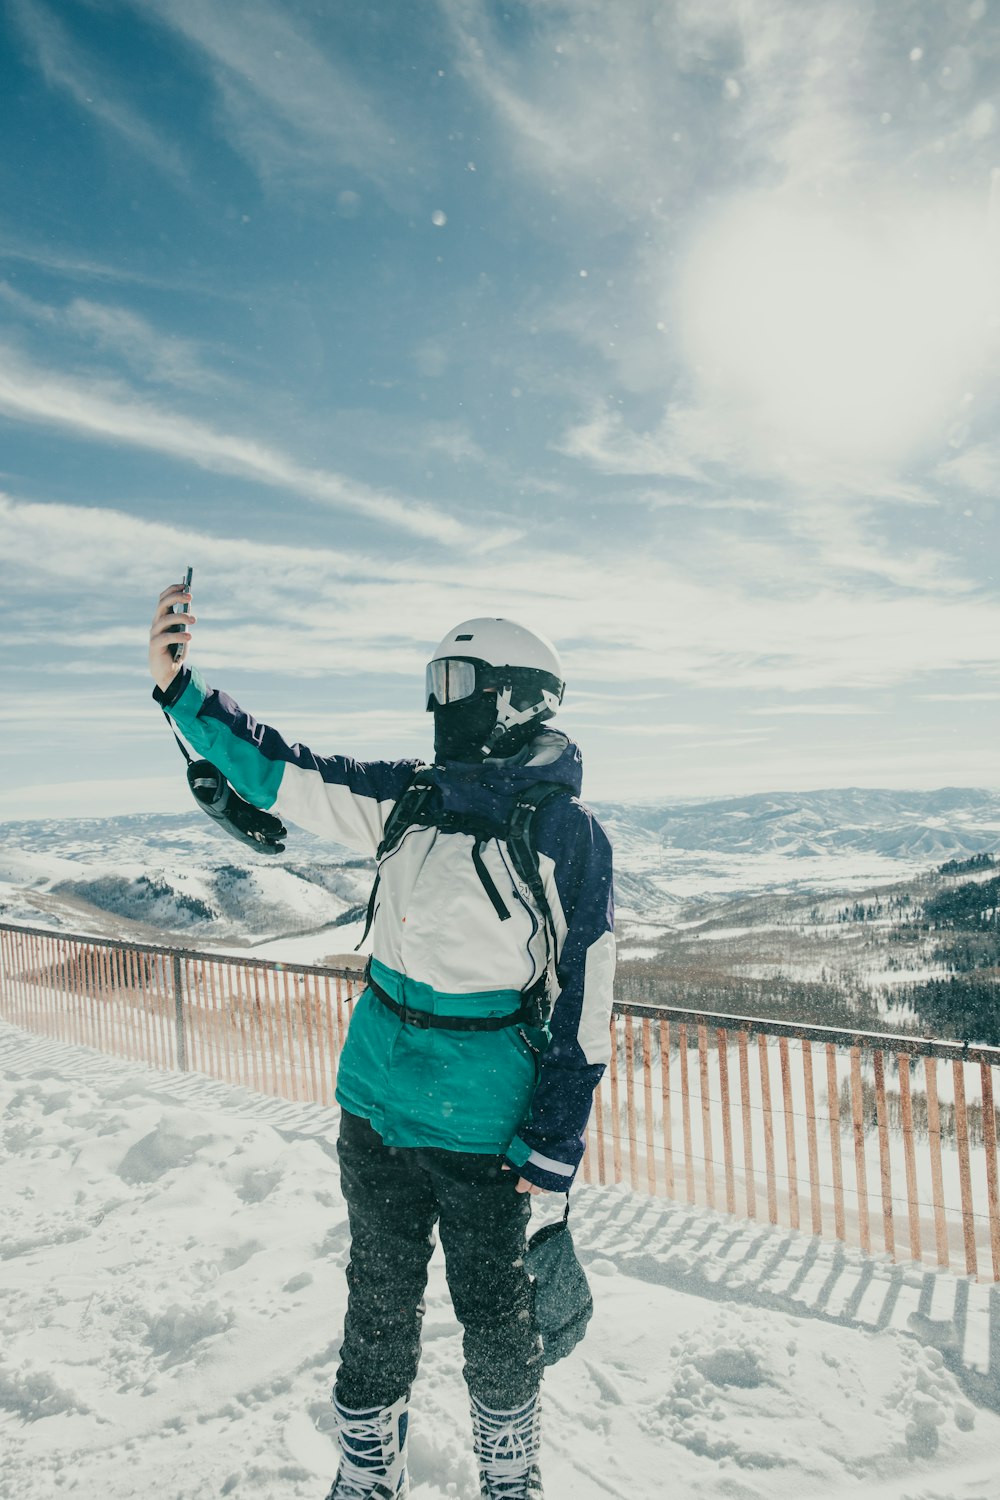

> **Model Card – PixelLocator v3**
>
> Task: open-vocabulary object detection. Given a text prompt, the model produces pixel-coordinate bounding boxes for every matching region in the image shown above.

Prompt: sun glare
[676,194,994,470]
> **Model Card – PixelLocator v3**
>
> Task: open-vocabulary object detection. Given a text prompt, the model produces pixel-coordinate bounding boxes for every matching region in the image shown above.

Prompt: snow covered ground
[3,1022,1000,1500]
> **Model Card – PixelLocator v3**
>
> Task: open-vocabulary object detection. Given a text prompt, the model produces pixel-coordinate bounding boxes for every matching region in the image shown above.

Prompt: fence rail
[2,921,999,1281]
[0,922,361,1107]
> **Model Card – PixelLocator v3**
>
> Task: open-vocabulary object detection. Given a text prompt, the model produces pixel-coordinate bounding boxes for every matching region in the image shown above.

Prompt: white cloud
[0,280,57,325]
[443,1,1000,497]
[439,1,883,216]
[561,184,996,496]
[566,722,710,738]
[919,691,1000,702]
[420,425,489,466]
[10,0,186,179]
[63,300,232,394]
[0,349,492,548]
[0,691,165,738]
[747,704,880,717]
[140,0,422,200]
[0,775,189,822]
[673,190,996,478]
[0,235,244,299]
[325,409,492,471]
[441,0,740,218]
[639,491,776,515]
[7,493,1000,700]
[0,282,231,394]
[937,442,1000,495]
[599,745,1000,803]
[556,403,717,483]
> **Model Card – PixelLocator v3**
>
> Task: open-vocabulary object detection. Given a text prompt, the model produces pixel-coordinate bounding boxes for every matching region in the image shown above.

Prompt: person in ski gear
[148,587,616,1500]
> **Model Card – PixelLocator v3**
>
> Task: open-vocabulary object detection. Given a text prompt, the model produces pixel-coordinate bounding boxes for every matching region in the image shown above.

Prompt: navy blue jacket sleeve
[504,800,615,1191]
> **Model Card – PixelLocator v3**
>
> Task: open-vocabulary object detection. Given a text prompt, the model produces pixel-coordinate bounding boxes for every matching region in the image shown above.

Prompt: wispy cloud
[567,722,713,738]
[0,234,245,300]
[444,1,997,225]
[440,0,718,220]
[0,350,494,548]
[63,300,232,393]
[140,0,423,200]
[0,774,186,821]
[919,691,1000,702]
[10,0,186,180]
[444,1,1000,499]
[6,494,1000,699]
[747,704,881,717]
[937,442,1000,495]
[0,282,231,394]
[440,1,876,218]
[0,690,170,739]
[555,402,717,484]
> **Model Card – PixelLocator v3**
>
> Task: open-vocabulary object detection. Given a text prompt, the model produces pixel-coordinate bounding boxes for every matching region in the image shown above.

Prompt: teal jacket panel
[335,962,545,1154]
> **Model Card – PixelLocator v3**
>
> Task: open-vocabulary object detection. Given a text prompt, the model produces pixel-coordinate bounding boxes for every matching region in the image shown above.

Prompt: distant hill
[598,787,1000,862]
[0,812,371,949]
[1,788,999,953]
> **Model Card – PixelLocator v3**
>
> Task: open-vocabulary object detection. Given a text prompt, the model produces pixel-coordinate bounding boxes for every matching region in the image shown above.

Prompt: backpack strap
[355,768,437,951]
[506,783,573,947]
[506,782,574,1021]
[377,767,438,859]
[163,709,193,766]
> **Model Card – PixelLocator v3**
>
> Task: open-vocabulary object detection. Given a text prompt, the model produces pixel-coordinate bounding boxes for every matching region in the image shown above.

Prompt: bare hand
[148,583,198,693]
[501,1164,548,1195]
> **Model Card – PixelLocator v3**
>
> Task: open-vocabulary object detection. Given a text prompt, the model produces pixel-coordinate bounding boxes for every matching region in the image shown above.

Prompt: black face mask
[433,693,498,762]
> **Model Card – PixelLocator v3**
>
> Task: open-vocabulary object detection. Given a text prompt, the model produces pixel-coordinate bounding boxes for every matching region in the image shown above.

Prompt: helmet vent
[455,633,474,641]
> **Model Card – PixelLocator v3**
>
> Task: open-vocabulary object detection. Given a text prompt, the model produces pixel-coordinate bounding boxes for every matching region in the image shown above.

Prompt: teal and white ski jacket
[155,666,616,1191]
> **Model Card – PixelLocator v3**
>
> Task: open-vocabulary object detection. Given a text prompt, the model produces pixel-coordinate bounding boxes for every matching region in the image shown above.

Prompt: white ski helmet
[426,618,565,755]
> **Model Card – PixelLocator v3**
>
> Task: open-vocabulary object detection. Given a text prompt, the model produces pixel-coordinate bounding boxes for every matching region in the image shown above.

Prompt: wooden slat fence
[581,1001,1000,1284]
[2,921,1000,1281]
[0,922,359,1106]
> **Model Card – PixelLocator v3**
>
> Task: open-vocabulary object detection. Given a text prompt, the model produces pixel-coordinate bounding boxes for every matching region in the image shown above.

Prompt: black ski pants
[334,1110,542,1411]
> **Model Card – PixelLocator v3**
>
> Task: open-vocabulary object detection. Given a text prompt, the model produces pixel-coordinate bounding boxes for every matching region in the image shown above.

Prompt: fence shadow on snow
[3,917,1000,1388]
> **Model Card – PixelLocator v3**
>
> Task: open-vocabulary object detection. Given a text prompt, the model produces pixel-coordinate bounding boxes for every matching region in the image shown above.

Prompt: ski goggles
[426,657,564,711]
[425,657,484,708]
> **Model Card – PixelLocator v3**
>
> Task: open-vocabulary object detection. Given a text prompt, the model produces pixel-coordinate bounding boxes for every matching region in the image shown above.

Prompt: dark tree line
[837,895,912,923]
[938,853,996,876]
[923,875,1000,933]
[887,975,1000,1047]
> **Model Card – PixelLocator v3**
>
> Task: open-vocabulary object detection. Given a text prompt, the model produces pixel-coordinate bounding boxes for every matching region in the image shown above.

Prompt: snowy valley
[3,787,999,1043]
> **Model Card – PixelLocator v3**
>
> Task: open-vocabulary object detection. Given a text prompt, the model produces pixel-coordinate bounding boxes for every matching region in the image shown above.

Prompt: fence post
[173,953,187,1071]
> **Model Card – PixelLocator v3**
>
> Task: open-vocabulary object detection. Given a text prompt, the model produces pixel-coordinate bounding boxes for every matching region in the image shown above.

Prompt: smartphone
[169,566,193,662]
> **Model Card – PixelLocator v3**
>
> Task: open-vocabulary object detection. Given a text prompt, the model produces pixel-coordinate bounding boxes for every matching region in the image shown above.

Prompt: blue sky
[2,0,1000,820]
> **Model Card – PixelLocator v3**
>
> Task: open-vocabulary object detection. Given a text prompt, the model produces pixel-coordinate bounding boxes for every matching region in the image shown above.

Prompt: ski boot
[324,1392,409,1499]
[470,1391,543,1499]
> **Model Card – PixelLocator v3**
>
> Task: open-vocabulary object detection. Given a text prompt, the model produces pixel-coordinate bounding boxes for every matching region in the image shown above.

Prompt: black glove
[186,761,288,854]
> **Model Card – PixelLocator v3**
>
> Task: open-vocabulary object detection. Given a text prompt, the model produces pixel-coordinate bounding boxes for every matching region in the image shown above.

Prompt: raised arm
[149,582,416,855]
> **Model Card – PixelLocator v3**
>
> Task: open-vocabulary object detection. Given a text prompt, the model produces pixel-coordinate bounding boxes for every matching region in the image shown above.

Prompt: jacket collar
[427,728,582,818]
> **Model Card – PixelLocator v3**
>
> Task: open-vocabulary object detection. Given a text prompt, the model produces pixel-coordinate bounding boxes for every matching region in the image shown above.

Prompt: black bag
[525,1200,593,1366]
[164,710,287,854]
[186,760,288,854]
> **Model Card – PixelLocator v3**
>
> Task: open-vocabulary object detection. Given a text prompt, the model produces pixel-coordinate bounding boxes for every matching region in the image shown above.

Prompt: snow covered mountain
[600,786,1000,862]
[1,788,999,955]
[0,813,373,954]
